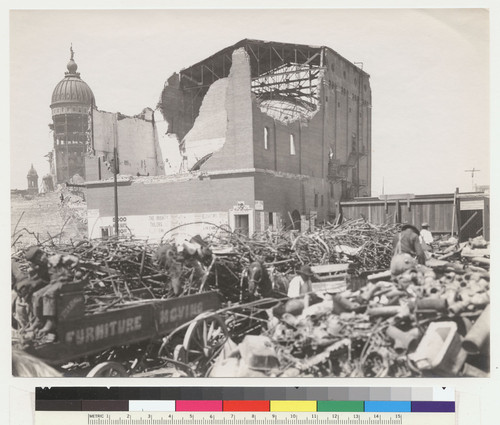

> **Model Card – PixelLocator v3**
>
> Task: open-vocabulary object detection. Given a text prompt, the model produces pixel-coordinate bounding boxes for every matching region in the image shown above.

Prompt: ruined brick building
[85,40,372,239]
[49,47,164,185]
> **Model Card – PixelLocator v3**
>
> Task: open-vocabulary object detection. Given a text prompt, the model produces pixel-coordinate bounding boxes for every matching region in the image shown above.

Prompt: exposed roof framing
[179,39,325,88]
[252,63,322,111]
[162,39,369,127]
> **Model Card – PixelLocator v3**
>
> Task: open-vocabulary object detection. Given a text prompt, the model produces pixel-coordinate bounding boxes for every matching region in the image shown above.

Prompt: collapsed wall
[159,44,325,173]
[157,39,371,215]
[161,48,254,172]
[86,108,165,180]
[181,78,229,169]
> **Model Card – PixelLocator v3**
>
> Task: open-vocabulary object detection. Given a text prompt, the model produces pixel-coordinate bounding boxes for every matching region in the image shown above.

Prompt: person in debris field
[392,224,426,265]
[420,222,434,248]
[287,265,315,298]
[155,243,183,294]
[419,222,434,260]
[182,234,214,284]
[20,246,78,336]
[182,234,213,266]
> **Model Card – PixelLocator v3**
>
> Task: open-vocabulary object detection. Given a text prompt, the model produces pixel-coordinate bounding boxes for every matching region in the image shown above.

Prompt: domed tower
[27,164,39,195]
[50,46,95,183]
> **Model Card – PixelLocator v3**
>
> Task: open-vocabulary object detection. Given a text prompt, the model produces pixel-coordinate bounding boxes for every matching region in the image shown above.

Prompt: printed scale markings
[86,414,406,425]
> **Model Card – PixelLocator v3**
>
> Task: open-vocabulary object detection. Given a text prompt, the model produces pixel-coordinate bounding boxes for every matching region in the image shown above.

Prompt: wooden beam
[460,210,478,232]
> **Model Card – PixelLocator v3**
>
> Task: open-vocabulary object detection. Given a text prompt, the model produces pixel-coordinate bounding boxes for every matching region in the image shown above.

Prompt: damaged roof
[179,38,370,81]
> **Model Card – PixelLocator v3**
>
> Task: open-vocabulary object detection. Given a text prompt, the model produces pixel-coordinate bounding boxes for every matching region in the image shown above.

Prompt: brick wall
[254,172,329,226]
[201,48,255,172]
[251,49,371,205]
[86,175,255,217]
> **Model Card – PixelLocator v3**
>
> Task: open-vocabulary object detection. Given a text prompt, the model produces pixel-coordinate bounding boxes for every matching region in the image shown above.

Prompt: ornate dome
[27,164,38,177]
[50,47,95,109]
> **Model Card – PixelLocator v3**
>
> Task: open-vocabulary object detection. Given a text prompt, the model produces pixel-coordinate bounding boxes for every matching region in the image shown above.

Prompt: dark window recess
[338,102,341,108]
[343,71,346,78]
[349,107,352,113]
[321,195,324,207]
[268,212,274,226]
[314,193,319,208]
[330,182,334,197]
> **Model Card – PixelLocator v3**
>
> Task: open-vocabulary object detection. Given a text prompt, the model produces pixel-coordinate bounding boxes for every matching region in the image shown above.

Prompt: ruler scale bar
[36,411,455,425]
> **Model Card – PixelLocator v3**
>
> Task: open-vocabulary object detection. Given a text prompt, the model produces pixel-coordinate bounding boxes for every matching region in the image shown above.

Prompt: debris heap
[11,221,490,378]
[209,235,490,378]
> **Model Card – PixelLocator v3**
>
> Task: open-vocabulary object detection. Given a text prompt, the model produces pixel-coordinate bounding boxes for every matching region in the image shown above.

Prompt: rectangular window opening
[268,212,274,226]
[264,127,269,150]
[290,134,296,155]
[314,193,319,208]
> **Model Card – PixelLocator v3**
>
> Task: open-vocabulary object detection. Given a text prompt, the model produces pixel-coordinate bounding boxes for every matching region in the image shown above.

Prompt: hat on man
[298,265,314,277]
[401,223,420,235]
[421,222,429,228]
[190,234,207,247]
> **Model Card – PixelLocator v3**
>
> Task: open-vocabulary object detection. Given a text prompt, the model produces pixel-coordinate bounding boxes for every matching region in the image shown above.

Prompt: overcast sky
[9,8,490,195]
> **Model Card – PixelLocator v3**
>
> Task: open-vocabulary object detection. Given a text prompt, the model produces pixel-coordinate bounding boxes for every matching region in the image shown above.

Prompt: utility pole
[465,168,480,192]
[113,114,119,237]
[113,147,119,236]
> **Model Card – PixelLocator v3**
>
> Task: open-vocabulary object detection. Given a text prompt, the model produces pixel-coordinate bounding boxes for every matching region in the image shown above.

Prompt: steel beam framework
[177,40,325,117]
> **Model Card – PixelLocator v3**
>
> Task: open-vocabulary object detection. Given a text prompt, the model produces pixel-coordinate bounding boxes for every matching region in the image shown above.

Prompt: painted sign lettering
[64,315,143,345]
[158,302,204,325]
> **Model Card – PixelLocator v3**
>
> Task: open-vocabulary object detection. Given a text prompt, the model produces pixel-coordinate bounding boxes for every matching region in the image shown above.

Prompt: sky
[9,9,490,196]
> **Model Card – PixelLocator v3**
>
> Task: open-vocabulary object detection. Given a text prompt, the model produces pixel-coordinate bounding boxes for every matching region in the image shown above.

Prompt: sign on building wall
[229,201,254,236]
[255,200,264,210]
[112,216,129,236]
[88,211,229,242]
[231,201,252,212]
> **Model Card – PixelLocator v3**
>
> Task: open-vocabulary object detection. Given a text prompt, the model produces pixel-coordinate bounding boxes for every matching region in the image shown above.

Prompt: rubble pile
[210,219,400,276]
[11,222,490,377]
[209,235,490,378]
[12,238,218,316]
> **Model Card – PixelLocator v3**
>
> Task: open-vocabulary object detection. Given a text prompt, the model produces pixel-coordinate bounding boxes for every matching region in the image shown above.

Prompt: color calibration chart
[35,387,455,425]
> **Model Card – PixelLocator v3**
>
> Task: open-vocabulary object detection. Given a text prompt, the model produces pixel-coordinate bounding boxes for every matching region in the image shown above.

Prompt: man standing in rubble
[420,222,434,248]
[392,224,426,265]
[287,265,315,298]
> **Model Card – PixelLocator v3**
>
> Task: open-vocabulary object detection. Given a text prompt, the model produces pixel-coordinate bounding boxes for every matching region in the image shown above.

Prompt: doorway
[234,214,250,236]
